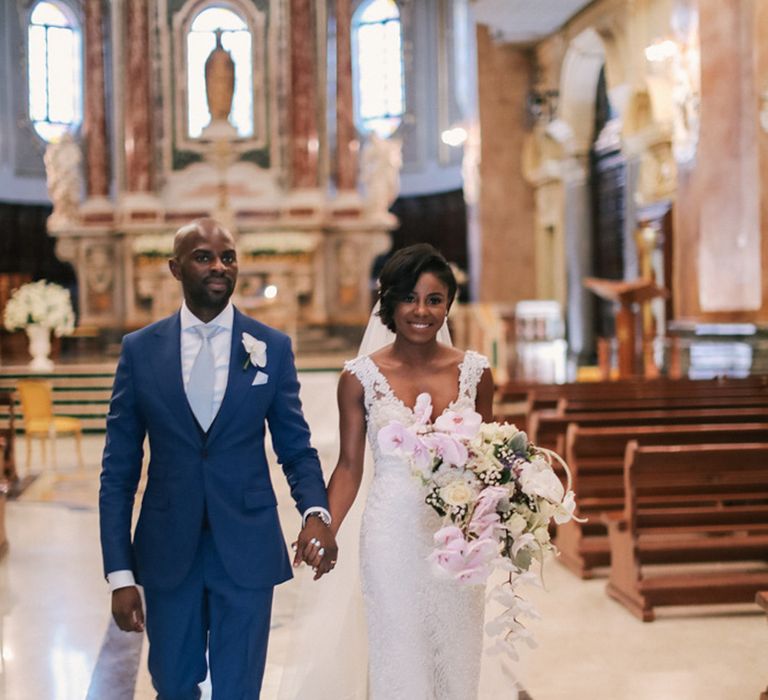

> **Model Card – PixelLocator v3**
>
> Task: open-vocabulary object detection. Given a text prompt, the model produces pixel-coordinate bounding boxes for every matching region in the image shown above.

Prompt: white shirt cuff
[107,570,136,592]
[302,506,332,527]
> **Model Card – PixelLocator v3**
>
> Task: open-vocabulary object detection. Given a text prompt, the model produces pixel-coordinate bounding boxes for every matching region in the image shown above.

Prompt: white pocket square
[252,371,269,386]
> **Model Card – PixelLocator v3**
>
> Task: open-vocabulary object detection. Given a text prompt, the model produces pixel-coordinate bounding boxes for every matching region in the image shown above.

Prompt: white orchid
[241,332,267,369]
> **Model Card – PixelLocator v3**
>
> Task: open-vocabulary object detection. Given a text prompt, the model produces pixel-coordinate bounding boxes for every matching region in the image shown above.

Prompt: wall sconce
[526,88,559,126]
[440,125,468,147]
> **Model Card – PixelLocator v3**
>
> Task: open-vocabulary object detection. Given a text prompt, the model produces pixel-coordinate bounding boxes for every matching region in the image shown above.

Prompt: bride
[283,244,495,699]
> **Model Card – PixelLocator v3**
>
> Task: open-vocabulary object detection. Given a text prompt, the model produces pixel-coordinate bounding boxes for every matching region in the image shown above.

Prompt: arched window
[27,1,82,142]
[186,6,253,139]
[352,0,404,138]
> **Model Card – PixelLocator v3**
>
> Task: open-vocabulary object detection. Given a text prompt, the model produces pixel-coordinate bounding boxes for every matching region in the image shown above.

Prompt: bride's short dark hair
[377,243,457,333]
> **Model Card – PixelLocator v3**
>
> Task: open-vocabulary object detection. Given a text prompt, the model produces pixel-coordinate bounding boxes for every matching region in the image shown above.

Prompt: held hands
[111,585,145,633]
[293,516,338,581]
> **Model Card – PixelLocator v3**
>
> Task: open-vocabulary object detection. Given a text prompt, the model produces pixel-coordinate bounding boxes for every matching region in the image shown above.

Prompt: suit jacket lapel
[151,313,200,438]
[207,309,261,444]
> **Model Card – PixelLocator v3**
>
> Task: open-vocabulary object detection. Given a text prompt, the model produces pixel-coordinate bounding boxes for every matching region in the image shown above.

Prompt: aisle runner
[85,618,144,700]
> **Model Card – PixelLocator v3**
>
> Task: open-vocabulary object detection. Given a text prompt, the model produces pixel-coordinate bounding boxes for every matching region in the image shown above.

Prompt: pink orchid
[455,563,493,586]
[429,526,468,575]
[463,536,499,566]
[434,408,482,438]
[472,485,509,520]
[453,537,498,584]
[412,392,433,426]
[422,432,468,467]
[433,525,465,548]
[377,421,416,455]
[468,511,501,540]
[429,547,467,575]
[410,437,434,475]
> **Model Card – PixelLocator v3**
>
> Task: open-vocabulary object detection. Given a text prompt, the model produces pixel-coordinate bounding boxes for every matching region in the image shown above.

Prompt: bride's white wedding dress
[346,350,488,699]
[278,349,515,699]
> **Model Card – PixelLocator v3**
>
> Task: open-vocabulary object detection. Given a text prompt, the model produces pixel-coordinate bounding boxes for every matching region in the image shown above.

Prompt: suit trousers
[144,528,274,700]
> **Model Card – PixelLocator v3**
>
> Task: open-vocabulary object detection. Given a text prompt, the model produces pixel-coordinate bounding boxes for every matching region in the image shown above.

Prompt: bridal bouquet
[377,394,578,662]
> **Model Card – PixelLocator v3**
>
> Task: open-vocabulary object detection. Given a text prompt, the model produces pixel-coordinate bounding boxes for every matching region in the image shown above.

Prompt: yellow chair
[16,380,84,473]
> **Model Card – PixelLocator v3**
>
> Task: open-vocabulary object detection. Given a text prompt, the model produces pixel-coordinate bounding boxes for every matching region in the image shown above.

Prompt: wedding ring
[318,547,325,557]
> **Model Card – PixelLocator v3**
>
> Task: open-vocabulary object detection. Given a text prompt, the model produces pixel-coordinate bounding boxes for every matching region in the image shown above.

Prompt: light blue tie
[188,325,218,431]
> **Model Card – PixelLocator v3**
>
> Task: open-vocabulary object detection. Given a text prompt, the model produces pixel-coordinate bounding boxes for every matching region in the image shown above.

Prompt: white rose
[440,480,476,508]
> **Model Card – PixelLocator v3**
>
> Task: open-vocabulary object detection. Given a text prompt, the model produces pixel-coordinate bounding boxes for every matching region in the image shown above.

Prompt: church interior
[0,0,767,697]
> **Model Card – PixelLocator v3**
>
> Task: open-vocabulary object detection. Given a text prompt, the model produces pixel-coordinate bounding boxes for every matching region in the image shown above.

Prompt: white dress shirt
[107,303,329,591]
[180,302,233,419]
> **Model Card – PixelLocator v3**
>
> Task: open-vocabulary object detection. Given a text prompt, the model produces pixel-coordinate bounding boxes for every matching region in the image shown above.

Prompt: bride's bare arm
[476,367,495,422]
[326,370,367,536]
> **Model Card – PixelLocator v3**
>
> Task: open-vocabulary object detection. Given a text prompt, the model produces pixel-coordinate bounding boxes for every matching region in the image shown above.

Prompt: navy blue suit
[99,308,328,698]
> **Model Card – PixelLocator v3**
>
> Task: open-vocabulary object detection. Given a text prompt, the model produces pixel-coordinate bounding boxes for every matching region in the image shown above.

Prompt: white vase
[26,324,54,371]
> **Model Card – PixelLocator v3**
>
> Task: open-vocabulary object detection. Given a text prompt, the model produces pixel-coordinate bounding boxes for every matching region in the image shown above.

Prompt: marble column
[83,0,110,199]
[335,0,357,191]
[695,0,761,312]
[290,0,319,189]
[124,0,152,193]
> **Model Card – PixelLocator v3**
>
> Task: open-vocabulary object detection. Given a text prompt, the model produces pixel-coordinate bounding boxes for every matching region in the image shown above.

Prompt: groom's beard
[188,273,236,310]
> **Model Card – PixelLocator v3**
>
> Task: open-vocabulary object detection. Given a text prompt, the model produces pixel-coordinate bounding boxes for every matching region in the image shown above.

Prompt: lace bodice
[345,349,490,699]
[345,350,490,465]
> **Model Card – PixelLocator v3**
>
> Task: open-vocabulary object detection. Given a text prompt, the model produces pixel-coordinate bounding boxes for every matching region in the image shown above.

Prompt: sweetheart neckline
[364,354,467,421]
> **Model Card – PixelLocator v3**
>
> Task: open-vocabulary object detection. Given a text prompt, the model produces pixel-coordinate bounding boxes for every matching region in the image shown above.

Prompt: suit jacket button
[201,449,208,459]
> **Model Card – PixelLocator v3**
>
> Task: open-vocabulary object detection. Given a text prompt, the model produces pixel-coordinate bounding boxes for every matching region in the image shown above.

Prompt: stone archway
[554,27,609,364]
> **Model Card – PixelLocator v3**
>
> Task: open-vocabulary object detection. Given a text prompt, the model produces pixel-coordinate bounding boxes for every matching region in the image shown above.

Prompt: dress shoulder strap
[458,350,490,404]
[344,355,390,413]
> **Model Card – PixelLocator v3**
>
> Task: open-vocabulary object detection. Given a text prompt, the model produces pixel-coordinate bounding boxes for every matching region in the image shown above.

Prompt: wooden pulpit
[584,277,667,378]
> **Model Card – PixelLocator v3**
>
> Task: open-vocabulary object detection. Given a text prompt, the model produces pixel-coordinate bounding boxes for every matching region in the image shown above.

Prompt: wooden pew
[556,422,768,578]
[530,406,768,455]
[558,394,768,414]
[604,442,768,621]
[758,591,768,700]
[496,376,768,429]
[498,375,768,408]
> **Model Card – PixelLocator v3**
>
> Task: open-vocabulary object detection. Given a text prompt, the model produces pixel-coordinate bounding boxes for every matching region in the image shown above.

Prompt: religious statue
[205,29,235,123]
[43,132,82,230]
[360,133,402,222]
[635,142,676,206]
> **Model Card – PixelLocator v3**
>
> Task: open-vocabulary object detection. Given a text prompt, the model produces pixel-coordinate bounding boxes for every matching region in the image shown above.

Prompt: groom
[99,218,337,698]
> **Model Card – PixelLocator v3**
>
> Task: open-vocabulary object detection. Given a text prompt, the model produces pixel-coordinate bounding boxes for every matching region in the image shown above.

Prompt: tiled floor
[1,371,767,699]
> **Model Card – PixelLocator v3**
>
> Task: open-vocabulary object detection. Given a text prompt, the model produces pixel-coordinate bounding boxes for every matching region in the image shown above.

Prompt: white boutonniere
[242,332,267,369]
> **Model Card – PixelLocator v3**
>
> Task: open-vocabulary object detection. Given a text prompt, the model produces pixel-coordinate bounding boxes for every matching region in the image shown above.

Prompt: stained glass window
[187,6,253,139]
[28,1,82,142]
[352,0,404,138]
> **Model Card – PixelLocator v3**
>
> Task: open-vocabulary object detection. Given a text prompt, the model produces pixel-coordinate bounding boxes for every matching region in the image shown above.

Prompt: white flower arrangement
[3,280,75,337]
[132,234,175,257]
